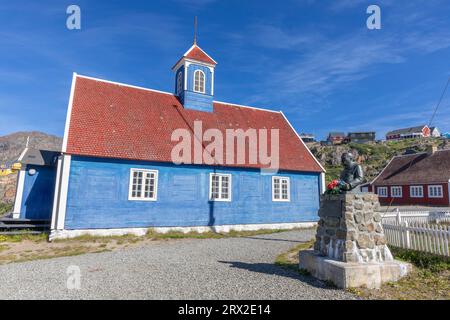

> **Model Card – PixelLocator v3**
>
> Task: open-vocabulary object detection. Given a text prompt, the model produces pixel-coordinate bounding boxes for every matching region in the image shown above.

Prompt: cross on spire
[194,16,198,45]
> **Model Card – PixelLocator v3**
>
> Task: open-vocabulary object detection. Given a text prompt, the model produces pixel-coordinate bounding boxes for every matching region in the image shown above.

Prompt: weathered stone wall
[314,193,393,263]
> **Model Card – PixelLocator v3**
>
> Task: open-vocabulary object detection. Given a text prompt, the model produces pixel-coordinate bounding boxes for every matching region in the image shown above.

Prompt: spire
[194,16,198,45]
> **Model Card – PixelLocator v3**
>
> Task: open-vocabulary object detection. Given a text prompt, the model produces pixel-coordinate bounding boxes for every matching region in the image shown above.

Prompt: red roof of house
[64,75,324,173]
[173,45,217,68]
[371,149,450,185]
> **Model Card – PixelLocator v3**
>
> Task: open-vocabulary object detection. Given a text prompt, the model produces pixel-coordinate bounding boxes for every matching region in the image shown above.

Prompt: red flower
[327,179,339,190]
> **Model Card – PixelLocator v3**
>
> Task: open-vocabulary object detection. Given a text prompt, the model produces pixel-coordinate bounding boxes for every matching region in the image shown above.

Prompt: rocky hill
[0,131,62,205]
[308,137,449,184]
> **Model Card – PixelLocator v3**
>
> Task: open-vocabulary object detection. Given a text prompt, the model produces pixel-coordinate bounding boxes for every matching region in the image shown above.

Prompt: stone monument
[299,153,411,289]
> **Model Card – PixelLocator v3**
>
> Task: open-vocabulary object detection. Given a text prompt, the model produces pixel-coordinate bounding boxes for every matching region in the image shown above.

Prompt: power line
[428,77,450,128]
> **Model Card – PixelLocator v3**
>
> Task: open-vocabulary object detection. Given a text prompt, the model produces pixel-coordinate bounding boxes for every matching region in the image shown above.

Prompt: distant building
[443,132,450,139]
[371,146,450,206]
[300,133,316,143]
[347,132,376,144]
[429,127,441,137]
[386,125,430,141]
[327,132,346,145]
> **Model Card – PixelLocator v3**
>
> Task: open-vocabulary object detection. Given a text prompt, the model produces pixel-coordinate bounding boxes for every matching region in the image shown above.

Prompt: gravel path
[0,230,356,299]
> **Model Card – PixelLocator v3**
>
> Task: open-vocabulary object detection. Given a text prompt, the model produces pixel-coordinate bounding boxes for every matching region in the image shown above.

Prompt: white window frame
[391,186,402,198]
[272,176,290,202]
[377,186,388,198]
[410,185,424,198]
[428,185,443,198]
[193,70,206,94]
[209,173,232,202]
[128,169,158,201]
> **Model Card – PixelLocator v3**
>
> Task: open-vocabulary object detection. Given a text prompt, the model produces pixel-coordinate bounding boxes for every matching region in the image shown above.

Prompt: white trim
[50,156,63,229]
[62,73,77,153]
[320,172,326,194]
[55,155,71,230]
[377,186,388,197]
[213,100,280,113]
[173,57,216,72]
[211,68,214,96]
[390,186,402,198]
[66,74,285,117]
[128,168,158,201]
[409,185,424,198]
[76,74,175,97]
[272,176,291,202]
[183,44,218,65]
[184,62,188,91]
[428,185,444,198]
[279,111,326,173]
[17,148,28,162]
[448,180,450,205]
[12,169,26,219]
[48,222,317,241]
[193,69,206,94]
[209,173,232,202]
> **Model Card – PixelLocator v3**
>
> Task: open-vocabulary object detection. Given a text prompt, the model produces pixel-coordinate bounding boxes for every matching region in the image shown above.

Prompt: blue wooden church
[12,40,325,239]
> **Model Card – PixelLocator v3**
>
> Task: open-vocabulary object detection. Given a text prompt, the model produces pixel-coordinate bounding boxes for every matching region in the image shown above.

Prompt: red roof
[372,150,450,185]
[173,45,217,68]
[65,75,324,173]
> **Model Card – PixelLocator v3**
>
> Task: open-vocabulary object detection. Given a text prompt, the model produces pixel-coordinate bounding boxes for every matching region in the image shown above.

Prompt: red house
[327,132,346,145]
[386,125,431,141]
[371,147,450,206]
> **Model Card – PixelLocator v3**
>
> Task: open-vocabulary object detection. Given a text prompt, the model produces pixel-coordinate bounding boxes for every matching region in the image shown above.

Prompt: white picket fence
[381,209,450,256]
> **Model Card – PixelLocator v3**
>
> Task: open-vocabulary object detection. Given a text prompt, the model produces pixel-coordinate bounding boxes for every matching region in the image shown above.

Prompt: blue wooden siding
[176,63,214,112]
[64,156,320,230]
[186,64,212,95]
[20,165,56,220]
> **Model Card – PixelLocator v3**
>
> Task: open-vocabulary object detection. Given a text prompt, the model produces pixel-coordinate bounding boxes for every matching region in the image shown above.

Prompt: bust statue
[339,152,363,192]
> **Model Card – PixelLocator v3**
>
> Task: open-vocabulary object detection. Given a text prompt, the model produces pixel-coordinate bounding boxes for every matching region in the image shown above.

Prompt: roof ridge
[184,44,218,65]
[76,74,281,114]
[213,100,280,114]
[76,74,176,97]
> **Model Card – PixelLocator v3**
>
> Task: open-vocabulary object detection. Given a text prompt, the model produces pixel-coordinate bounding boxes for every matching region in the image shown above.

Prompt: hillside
[0,130,448,207]
[308,137,449,184]
[0,131,62,205]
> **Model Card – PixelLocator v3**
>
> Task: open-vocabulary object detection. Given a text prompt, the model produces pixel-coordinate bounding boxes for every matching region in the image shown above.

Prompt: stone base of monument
[299,193,411,289]
[299,250,411,289]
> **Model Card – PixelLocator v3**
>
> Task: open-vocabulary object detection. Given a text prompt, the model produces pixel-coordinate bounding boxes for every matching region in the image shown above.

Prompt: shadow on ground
[218,260,339,290]
[239,236,306,243]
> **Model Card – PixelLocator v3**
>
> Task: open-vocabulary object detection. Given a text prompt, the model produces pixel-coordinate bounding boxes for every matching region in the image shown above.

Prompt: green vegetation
[310,137,448,184]
[275,240,314,274]
[1,228,312,265]
[0,202,12,216]
[0,233,48,243]
[390,247,449,273]
[146,228,293,240]
[275,240,450,299]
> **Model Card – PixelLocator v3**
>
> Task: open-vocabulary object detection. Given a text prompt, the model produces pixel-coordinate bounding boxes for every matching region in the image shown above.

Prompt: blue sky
[0,0,449,140]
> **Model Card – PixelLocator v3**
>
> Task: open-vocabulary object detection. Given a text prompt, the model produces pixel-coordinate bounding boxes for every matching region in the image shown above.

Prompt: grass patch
[0,202,13,216]
[1,227,307,265]
[0,233,48,243]
[275,240,314,273]
[349,248,450,300]
[390,247,450,273]
[145,228,300,240]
